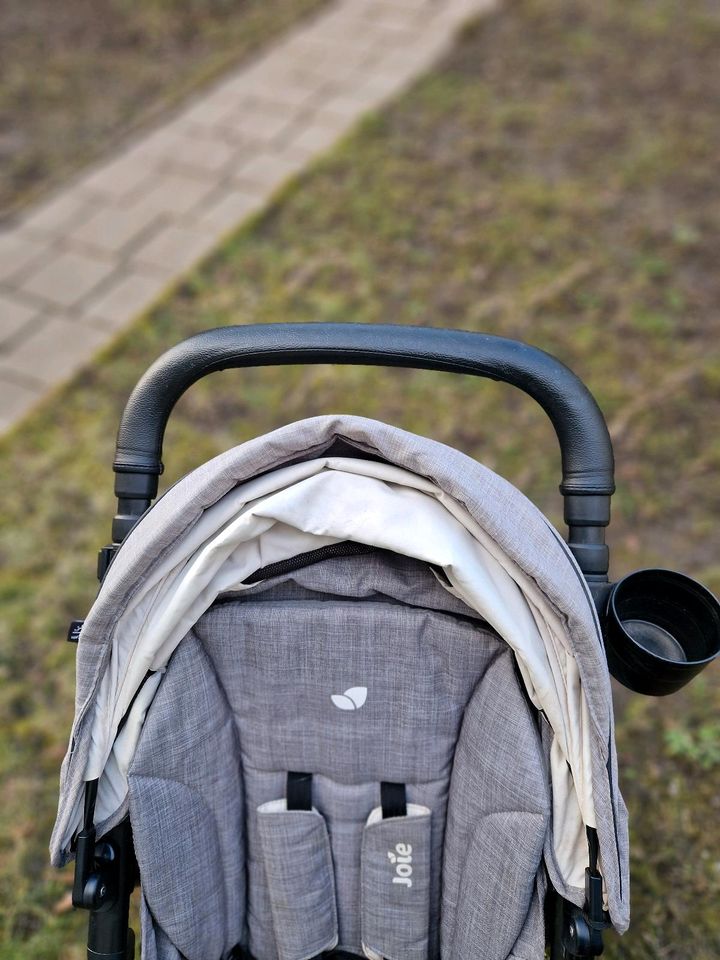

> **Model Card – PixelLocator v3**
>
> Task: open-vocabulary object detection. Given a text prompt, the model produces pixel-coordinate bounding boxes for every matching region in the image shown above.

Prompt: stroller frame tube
[108,323,615,583]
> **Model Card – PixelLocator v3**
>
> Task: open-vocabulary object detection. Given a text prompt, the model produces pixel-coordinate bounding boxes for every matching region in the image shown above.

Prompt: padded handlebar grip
[114,323,614,499]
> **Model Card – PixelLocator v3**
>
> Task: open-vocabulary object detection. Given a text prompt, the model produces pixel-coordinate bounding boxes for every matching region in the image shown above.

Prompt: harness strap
[380,781,407,819]
[287,771,313,811]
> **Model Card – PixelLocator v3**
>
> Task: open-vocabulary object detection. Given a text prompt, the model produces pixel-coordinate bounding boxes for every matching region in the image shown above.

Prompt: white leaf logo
[331,686,368,711]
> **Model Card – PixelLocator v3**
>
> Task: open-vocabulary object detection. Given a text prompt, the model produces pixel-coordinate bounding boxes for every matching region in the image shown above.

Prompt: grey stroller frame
[61,323,720,960]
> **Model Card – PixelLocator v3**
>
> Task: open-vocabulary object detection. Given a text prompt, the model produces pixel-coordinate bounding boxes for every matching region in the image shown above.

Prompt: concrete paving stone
[282,51,377,87]
[403,30,454,59]
[79,152,160,199]
[305,7,381,40]
[69,205,164,255]
[363,0,426,15]
[138,173,217,216]
[285,117,350,157]
[246,83,320,111]
[4,315,114,386]
[283,33,372,69]
[220,104,297,144]
[374,0,432,8]
[0,232,47,284]
[290,18,350,43]
[237,60,330,104]
[209,75,257,105]
[321,88,383,118]
[0,374,42,432]
[0,294,39,346]
[20,251,117,308]
[437,0,496,22]
[307,100,364,131]
[194,187,267,233]
[317,89,387,121]
[82,272,169,329]
[233,151,307,192]
[352,68,416,101]
[177,96,241,130]
[216,52,284,95]
[162,133,238,176]
[252,65,329,100]
[130,125,186,161]
[19,189,95,237]
[339,15,413,40]
[132,224,218,274]
[374,52,437,89]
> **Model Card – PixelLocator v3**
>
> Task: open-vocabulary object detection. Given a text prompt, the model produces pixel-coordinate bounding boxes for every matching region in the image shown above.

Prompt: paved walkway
[0,0,493,433]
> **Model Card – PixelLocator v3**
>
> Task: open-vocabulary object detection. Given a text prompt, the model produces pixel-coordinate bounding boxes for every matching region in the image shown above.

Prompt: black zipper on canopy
[241,541,377,584]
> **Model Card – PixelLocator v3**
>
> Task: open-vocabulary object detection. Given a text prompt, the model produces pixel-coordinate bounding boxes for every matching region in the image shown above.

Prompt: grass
[1,0,720,955]
[0,0,329,221]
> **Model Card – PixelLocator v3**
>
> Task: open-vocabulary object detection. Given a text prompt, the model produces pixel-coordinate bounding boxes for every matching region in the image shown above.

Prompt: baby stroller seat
[131,546,548,960]
[52,325,720,960]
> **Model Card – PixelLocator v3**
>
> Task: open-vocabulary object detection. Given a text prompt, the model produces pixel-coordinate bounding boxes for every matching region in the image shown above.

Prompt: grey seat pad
[128,554,549,960]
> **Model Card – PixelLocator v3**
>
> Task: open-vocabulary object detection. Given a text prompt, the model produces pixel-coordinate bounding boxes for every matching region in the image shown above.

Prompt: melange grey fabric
[441,652,550,960]
[127,557,552,959]
[508,871,548,960]
[141,894,184,960]
[244,774,449,960]
[52,414,630,954]
[223,548,485,622]
[361,807,432,960]
[128,631,245,960]
[128,556,507,959]
[195,597,495,786]
[257,806,338,960]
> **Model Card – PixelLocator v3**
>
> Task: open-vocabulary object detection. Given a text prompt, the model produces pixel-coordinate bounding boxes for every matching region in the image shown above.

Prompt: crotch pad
[361,804,432,960]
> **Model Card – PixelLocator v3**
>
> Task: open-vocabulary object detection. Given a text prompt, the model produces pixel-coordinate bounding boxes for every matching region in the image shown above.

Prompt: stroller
[52,323,720,960]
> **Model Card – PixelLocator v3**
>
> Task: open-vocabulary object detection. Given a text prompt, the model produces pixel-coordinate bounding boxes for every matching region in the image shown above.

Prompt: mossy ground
[1,0,719,956]
[0,0,328,221]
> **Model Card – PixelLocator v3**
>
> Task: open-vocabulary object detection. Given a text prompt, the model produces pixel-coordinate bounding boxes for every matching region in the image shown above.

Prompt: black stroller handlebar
[115,323,614,489]
[111,323,615,578]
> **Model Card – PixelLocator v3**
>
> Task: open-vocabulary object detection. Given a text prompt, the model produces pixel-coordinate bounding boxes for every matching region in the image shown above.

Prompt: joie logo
[388,843,413,888]
[331,686,367,711]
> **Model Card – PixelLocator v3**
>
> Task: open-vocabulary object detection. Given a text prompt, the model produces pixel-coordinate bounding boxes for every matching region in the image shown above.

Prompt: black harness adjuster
[286,771,313,811]
[380,781,407,819]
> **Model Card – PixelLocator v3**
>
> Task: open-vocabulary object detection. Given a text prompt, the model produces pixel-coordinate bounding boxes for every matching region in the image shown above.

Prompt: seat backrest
[128,551,550,960]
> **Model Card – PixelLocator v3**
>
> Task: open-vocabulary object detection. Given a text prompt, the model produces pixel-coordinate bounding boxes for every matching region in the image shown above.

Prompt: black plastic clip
[72,781,115,911]
[561,903,602,958]
[561,829,609,957]
[584,827,610,948]
[97,544,117,582]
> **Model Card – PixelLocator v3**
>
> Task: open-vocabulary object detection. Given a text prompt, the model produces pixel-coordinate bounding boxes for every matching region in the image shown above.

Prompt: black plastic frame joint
[97,545,117,582]
[114,471,159,501]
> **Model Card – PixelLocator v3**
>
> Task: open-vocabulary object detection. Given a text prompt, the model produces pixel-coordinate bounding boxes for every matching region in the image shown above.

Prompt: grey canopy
[52,415,629,959]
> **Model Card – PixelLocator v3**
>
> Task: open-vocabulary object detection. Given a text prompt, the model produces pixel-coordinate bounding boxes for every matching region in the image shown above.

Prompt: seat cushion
[128,554,548,960]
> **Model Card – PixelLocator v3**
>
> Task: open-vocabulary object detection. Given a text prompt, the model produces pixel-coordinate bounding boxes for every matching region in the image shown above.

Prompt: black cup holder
[604,569,720,696]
